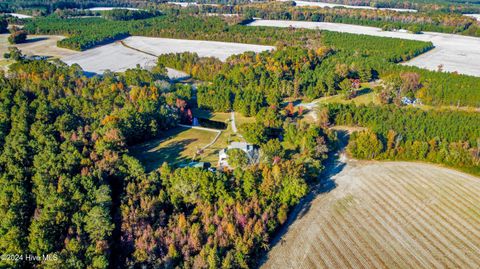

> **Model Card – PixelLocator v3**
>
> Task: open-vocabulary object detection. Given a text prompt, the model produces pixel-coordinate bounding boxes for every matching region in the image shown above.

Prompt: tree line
[325,103,480,175]
[0,59,179,268]
[226,2,480,37]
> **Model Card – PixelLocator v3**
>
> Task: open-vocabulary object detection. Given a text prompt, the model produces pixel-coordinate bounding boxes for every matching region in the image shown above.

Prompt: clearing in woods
[262,156,480,268]
[130,126,218,171]
[130,110,254,170]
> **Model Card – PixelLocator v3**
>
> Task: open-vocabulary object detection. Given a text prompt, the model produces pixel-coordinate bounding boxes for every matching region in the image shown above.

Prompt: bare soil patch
[262,158,480,268]
[62,36,274,75]
[0,34,76,59]
[122,36,274,61]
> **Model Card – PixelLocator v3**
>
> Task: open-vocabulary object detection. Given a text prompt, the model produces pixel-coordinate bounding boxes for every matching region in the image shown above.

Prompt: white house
[218,142,258,168]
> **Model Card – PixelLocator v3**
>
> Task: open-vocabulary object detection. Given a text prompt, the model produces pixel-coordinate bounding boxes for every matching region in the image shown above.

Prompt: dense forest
[0,58,331,268]
[157,37,430,116]
[147,16,479,107]
[120,120,331,267]
[3,0,480,13]
[0,59,178,268]
[0,18,7,33]
[166,1,480,37]
[326,104,480,175]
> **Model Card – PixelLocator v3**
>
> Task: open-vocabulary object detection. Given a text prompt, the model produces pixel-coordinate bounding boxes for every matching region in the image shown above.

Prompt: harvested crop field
[62,37,274,75]
[3,13,33,18]
[248,20,480,76]
[263,159,480,268]
[0,34,76,59]
[122,36,274,61]
[285,0,417,12]
[62,41,156,75]
[87,7,140,11]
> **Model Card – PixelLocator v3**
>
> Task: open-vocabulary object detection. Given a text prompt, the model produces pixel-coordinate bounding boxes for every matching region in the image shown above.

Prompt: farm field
[464,14,480,20]
[286,0,417,12]
[62,36,274,75]
[87,7,140,11]
[247,19,480,76]
[61,41,156,75]
[122,36,275,61]
[0,34,76,59]
[263,158,480,268]
[3,13,33,18]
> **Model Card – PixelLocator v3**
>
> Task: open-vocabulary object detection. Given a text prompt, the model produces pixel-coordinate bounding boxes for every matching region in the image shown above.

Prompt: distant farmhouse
[218,142,259,168]
[401,97,421,105]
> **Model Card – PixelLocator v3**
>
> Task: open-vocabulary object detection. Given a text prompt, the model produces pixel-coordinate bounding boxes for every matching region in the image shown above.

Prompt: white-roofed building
[218,142,259,168]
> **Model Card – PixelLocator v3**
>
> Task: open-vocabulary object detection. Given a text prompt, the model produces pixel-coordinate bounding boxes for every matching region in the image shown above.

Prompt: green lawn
[316,88,378,106]
[131,108,257,170]
[0,59,13,71]
[192,108,230,122]
[130,126,218,171]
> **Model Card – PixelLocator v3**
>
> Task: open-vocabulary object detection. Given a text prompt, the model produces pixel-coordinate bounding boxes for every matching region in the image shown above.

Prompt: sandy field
[62,41,156,75]
[167,2,198,7]
[248,19,480,76]
[122,36,274,61]
[0,34,76,59]
[2,13,33,18]
[263,157,480,268]
[167,2,221,7]
[290,0,417,12]
[0,34,189,78]
[62,37,274,75]
[87,7,140,11]
[464,14,480,21]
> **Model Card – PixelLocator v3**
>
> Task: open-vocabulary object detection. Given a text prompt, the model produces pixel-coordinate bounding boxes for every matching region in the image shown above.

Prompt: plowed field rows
[263,160,480,269]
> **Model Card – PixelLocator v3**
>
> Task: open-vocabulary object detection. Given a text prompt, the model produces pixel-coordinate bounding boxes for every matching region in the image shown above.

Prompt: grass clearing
[234,112,255,127]
[130,109,247,170]
[192,108,231,122]
[190,109,251,164]
[317,89,378,106]
[130,126,218,171]
[0,59,13,71]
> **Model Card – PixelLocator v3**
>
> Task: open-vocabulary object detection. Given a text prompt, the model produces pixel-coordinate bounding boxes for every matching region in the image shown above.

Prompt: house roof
[228,142,252,152]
